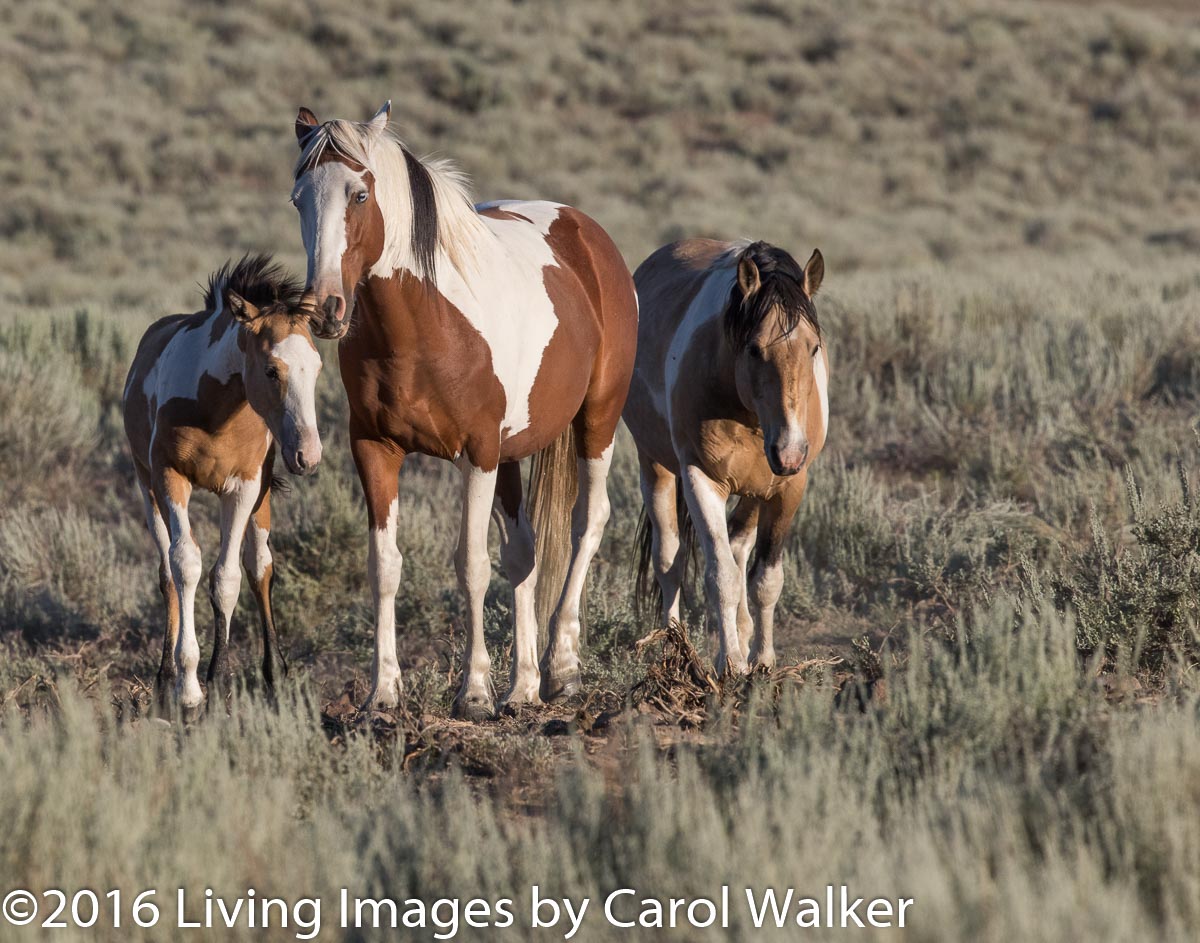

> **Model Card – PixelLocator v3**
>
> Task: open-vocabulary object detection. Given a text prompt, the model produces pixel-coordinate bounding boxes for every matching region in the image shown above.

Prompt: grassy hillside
[2,0,1200,309]
[3,1,1200,940]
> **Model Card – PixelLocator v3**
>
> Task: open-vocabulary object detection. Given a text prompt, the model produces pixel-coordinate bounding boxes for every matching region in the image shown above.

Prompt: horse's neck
[208,312,246,380]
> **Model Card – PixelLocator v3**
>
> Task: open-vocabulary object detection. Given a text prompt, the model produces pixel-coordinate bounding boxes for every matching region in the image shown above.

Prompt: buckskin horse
[625,239,827,674]
[123,255,324,715]
[290,102,637,719]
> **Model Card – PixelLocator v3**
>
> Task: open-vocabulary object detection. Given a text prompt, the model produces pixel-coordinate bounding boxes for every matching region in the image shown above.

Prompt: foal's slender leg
[541,443,613,701]
[494,461,542,709]
[206,472,261,706]
[679,463,745,675]
[242,484,287,693]
[352,437,406,710]
[638,454,684,629]
[747,480,806,669]
[138,472,179,706]
[728,497,761,664]
[453,458,500,721]
[155,467,204,716]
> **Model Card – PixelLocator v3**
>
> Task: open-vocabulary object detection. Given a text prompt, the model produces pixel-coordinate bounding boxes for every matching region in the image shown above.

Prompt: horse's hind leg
[728,497,761,663]
[138,471,178,709]
[637,453,685,630]
[495,461,542,710]
[540,398,625,701]
[205,472,261,708]
[242,477,287,695]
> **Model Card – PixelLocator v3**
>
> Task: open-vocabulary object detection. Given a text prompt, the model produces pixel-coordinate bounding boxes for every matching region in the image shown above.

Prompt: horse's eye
[355,190,369,204]
[265,366,280,381]
[812,343,820,357]
[747,344,763,360]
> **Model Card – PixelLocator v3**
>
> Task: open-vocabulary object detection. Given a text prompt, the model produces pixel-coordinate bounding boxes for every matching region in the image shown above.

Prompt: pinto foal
[123,256,324,714]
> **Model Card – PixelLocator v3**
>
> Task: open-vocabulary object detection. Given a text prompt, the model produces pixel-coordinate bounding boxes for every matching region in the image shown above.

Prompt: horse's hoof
[360,679,404,713]
[180,701,204,725]
[452,694,495,723]
[540,671,581,703]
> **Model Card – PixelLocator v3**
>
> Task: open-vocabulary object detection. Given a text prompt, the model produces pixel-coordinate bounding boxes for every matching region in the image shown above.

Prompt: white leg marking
[165,495,204,710]
[366,497,403,709]
[748,558,785,669]
[681,465,745,675]
[455,460,499,717]
[210,476,261,647]
[544,444,614,689]
[729,509,757,664]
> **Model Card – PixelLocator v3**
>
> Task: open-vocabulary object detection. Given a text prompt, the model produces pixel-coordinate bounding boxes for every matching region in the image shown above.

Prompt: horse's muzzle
[307,291,350,339]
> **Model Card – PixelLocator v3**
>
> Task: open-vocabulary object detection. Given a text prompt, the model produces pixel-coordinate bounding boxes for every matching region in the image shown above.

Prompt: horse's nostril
[322,294,345,323]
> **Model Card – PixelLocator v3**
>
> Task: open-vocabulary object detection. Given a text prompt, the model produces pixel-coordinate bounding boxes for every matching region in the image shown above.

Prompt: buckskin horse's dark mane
[723,240,820,351]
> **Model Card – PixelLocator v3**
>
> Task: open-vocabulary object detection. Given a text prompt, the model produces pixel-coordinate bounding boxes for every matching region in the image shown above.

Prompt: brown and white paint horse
[625,240,827,673]
[122,256,324,714]
[290,103,637,720]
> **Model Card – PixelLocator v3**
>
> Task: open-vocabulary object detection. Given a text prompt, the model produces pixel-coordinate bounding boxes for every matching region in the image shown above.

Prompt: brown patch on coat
[341,271,508,471]
[515,207,638,460]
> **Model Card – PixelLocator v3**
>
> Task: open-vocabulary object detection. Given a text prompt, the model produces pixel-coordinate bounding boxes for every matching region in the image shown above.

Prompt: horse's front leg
[206,472,262,707]
[352,437,406,711]
[680,464,746,676]
[747,479,806,670]
[453,458,500,721]
[156,467,205,718]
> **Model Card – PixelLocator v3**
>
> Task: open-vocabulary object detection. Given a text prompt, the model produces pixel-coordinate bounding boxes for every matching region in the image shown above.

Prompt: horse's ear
[737,255,761,298]
[295,107,319,146]
[803,249,824,296]
[226,290,259,324]
[365,100,391,137]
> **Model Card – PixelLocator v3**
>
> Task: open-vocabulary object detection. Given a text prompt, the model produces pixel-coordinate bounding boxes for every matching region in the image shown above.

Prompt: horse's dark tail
[633,479,696,625]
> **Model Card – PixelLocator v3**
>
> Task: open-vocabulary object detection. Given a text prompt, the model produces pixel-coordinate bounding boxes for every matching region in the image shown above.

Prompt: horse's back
[625,240,740,470]
[122,313,196,470]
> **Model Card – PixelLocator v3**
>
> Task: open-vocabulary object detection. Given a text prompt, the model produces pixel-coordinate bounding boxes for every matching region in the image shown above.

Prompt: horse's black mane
[724,241,819,351]
[203,253,305,314]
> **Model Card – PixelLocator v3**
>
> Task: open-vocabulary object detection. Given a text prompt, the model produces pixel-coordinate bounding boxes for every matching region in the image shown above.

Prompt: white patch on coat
[142,304,240,407]
[426,200,563,440]
[662,256,742,421]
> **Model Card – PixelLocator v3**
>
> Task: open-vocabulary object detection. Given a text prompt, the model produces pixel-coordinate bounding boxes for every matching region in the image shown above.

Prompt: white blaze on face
[814,346,829,435]
[273,334,323,458]
[294,162,364,292]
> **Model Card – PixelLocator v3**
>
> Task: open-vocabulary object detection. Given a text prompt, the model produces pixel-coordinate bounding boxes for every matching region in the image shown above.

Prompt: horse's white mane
[295,118,487,279]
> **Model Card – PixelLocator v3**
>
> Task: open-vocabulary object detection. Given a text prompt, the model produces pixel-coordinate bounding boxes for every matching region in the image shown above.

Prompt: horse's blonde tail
[529,425,580,649]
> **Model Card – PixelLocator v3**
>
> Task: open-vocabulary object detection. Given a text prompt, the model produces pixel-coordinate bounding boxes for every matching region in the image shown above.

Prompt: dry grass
[3,0,1200,938]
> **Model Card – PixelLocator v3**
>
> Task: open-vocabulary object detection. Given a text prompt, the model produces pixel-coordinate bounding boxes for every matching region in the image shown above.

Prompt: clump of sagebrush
[1050,463,1200,673]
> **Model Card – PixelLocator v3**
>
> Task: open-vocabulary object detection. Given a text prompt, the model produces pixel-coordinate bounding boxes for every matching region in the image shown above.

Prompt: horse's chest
[155,405,269,492]
[694,420,781,498]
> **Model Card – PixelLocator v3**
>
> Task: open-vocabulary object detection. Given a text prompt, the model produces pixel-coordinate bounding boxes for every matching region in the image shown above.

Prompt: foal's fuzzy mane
[723,241,820,351]
[294,118,485,281]
[203,253,305,314]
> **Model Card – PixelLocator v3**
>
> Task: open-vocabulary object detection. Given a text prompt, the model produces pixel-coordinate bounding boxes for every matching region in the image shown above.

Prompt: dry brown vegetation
[3,1,1200,940]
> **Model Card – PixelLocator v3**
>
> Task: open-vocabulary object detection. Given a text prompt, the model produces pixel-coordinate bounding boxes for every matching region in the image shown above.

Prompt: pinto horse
[123,255,324,715]
[625,239,827,673]
[290,103,637,719]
